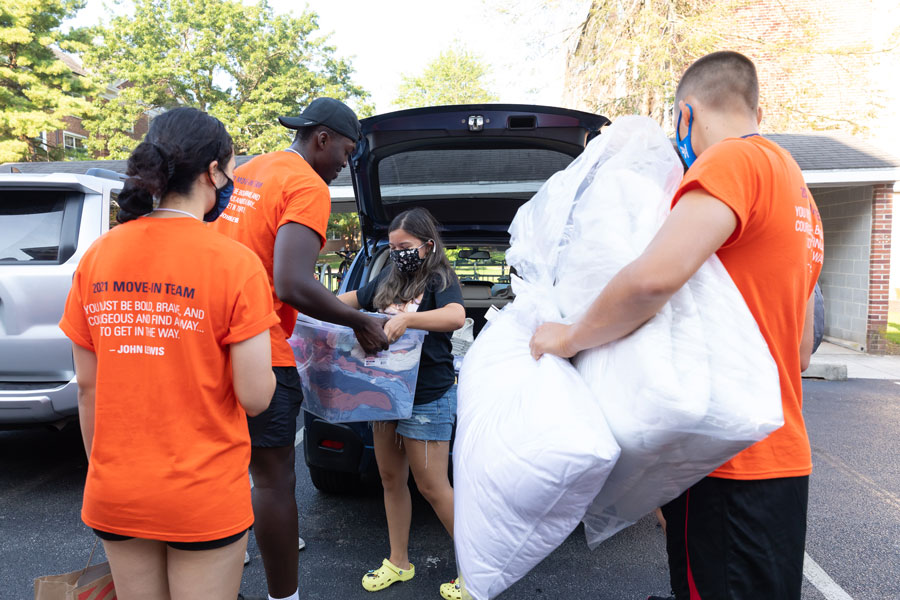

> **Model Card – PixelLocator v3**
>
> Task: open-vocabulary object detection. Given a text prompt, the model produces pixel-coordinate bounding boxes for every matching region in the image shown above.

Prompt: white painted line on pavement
[804,553,854,600]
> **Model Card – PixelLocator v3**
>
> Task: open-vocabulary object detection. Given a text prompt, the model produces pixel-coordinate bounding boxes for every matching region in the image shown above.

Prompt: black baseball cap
[278,97,361,141]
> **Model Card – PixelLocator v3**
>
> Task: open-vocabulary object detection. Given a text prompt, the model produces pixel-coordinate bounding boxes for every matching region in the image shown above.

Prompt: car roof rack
[85,168,127,182]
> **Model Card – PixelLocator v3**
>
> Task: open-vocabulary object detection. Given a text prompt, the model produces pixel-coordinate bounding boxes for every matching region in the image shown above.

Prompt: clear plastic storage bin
[289,314,425,423]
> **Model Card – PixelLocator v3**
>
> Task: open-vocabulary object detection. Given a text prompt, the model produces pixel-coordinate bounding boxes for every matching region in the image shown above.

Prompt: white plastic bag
[454,282,620,600]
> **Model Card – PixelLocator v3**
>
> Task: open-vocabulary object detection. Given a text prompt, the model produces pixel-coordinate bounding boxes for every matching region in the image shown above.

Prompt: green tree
[83,0,372,158]
[564,0,747,131]
[564,0,892,134]
[394,46,499,109]
[327,212,362,252]
[0,0,96,163]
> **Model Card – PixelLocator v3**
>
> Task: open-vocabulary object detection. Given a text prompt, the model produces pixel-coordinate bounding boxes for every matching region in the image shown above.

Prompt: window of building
[63,132,86,151]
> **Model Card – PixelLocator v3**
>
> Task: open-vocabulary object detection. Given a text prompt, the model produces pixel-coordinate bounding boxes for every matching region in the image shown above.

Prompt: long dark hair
[116,107,233,223]
[373,208,457,311]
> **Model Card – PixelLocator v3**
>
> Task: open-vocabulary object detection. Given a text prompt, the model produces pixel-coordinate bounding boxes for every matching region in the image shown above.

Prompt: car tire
[308,465,362,494]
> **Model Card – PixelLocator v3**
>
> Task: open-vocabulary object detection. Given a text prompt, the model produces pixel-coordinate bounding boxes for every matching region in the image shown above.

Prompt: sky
[67,0,591,113]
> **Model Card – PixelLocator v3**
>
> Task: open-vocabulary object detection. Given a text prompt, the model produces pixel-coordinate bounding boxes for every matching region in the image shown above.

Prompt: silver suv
[0,171,122,426]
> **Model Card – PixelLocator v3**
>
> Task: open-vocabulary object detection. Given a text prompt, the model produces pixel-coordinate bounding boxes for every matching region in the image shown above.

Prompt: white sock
[268,591,299,600]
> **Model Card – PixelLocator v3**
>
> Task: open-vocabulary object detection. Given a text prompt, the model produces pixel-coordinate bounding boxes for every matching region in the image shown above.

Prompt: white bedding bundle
[454,117,782,599]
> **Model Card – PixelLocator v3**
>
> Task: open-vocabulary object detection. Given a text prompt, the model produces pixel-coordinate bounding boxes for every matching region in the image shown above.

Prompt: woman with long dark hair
[60,107,278,600]
[339,207,466,598]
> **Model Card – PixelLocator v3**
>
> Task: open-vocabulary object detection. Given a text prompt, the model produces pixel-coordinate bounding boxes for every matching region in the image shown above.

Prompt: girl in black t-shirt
[338,208,466,599]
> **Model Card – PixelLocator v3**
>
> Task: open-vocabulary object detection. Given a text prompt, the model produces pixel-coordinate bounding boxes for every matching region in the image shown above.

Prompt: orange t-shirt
[59,217,279,541]
[672,135,824,480]
[211,151,331,367]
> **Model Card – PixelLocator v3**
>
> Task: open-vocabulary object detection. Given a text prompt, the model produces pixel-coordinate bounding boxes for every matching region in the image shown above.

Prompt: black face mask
[390,241,430,273]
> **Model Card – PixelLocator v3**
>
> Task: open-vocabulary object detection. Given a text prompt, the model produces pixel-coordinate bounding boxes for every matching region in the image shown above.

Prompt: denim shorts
[393,385,457,442]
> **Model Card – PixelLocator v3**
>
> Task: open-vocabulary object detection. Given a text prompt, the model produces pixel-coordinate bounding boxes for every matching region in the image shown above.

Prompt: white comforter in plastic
[454,116,782,599]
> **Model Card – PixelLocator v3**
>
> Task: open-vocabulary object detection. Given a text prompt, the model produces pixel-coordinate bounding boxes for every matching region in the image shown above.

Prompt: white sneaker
[298,536,306,551]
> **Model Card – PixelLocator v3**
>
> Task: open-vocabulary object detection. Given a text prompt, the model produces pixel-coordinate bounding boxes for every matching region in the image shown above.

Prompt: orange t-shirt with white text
[672,135,824,480]
[59,217,279,541]
[211,151,331,367]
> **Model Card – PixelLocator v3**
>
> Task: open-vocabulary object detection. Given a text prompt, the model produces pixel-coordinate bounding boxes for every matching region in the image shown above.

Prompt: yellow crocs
[362,558,415,592]
[439,575,473,600]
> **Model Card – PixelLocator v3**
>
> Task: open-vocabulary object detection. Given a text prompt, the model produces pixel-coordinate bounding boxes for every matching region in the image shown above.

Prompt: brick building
[774,135,900,353]
[34,49,151,160]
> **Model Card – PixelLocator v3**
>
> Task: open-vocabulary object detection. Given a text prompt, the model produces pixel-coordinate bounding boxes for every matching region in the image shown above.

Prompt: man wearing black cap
[213,97,389,600]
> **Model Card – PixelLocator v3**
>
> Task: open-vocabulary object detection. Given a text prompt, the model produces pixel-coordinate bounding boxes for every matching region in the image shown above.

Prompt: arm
[799,291,816,372]
[231,330,276,417]
[72,343,98,458]
[383,302,466,343]
[337,290,361,309]
[530,190,737,359]
[273,222,388,353]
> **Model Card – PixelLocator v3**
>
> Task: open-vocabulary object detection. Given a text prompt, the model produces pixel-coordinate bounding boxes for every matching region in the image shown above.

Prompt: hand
[383,313,409,344]
[354,315,390,355]
[530,322,577,360]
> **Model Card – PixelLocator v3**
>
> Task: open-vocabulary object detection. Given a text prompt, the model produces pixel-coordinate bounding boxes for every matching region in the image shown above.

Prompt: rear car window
[0,189,80,264]
[446,247,510,284]
[377,148,573,205]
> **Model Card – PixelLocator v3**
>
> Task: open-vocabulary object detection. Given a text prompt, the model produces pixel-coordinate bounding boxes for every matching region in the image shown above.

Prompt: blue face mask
[676,103,698,168]
[204,172,234,222]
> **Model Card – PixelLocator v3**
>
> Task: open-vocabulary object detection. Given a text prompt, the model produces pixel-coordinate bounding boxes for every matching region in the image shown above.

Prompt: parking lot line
[804,553,854,600]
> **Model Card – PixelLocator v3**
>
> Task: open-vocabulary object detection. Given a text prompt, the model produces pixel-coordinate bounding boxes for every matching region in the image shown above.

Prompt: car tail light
[320,439,344,450]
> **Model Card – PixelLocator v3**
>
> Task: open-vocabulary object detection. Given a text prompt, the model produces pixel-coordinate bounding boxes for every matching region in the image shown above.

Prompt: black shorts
[247,366,303,448]
[93,528,248,551]
[661,475,809,600]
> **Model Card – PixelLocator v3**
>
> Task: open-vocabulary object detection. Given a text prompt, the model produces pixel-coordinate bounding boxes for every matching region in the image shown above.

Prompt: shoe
[440,575,473,600]
[243,550,250,565]
[361,558,415,591]
[299,536,306,551]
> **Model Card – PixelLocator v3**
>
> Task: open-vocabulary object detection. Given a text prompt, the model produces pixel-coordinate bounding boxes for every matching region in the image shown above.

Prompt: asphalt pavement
[1,374,898,599]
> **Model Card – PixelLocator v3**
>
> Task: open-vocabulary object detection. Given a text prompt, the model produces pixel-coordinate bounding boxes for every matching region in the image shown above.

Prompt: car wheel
[308,465,362,494]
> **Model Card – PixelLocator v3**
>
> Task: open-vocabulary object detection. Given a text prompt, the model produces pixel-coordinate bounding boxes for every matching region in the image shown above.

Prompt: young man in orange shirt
[530,51,823,600]
[213,98,389,600]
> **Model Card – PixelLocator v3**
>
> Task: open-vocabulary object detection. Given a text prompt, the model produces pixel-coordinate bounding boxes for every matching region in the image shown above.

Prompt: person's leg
[396,387,456,538]
[250,445,299,598]
[405,438,454,536]
[661,475,809,600]
[166,532,248,600]
[718,476,809,600]
[247,366,304,599]
[101,537,170,600]
[660,488,690,600]
[372,421,413,570]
